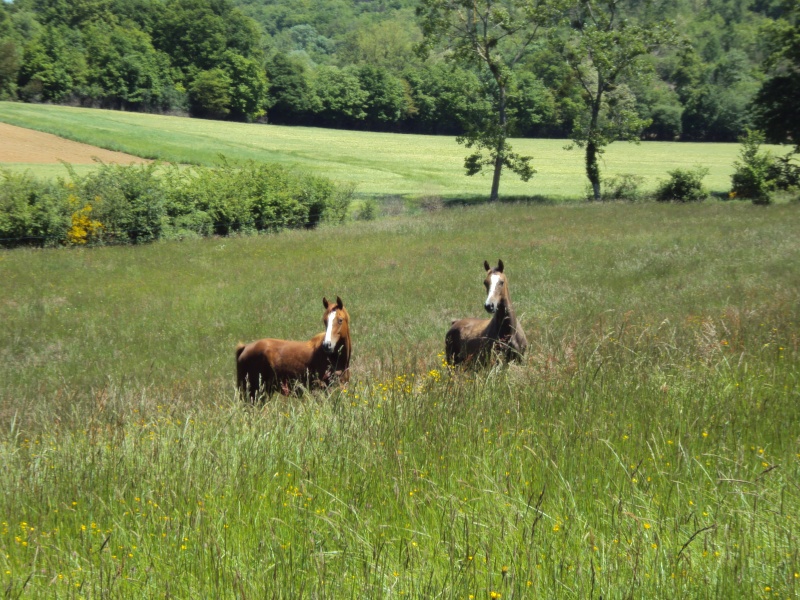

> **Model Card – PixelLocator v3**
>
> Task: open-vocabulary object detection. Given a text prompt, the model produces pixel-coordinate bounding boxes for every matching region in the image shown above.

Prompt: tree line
[0,0,793,137]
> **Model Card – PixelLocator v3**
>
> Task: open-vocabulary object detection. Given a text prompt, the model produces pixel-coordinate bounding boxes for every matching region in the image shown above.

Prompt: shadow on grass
[441,194,562,207]
[349,193,577,221]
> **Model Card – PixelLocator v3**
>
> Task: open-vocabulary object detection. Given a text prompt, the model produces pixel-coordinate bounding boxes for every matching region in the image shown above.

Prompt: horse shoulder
[275,339,317,372]
[301,334,329,374]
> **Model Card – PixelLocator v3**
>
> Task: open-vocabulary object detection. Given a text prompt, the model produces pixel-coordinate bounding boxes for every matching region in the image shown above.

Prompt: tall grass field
[1,200,798,598]
[0,102,784,200]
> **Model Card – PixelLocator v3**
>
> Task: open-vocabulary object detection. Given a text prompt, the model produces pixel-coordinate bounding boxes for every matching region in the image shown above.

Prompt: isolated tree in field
[563,0,680,200]
[417,0,558,202]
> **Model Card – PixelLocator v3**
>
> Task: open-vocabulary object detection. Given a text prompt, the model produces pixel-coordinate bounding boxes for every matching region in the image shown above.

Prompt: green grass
[1,201,798,597]
[0,102,785,199]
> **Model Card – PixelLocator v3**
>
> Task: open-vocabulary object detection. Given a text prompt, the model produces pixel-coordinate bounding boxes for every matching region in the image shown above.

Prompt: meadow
[1,200,798,598]
[0,102,781,200]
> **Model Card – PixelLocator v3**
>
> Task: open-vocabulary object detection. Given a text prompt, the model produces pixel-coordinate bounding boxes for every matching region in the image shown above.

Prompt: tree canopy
[0,0,793,147]
[563,0,682,199]
[750,0,800,149]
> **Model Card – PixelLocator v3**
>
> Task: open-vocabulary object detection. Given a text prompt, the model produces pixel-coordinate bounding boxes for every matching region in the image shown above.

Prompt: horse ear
[484,260,491,272]
[336,296,344,308]
[323,297,329,309]
[496,259,504,273]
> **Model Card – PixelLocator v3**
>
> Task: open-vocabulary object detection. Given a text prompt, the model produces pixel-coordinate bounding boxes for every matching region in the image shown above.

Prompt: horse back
[445,318,490,364]
[238,338,317,375]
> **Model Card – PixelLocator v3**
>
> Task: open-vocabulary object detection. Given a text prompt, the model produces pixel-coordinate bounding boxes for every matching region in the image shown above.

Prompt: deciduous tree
[751,1,800,150]
[223,51,269,122]
[417,0,559,201]
[311,66,368,129]
[188,67,231,119]
[266,52,318,124]
[563,0,680,200]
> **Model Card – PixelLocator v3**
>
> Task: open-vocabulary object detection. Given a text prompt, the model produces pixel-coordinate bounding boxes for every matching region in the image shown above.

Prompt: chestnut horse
[236,296,351,400]
[445,260,527,365]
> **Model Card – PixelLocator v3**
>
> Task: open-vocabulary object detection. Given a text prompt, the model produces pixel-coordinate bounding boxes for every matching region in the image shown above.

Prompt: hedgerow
[0,161,353,247]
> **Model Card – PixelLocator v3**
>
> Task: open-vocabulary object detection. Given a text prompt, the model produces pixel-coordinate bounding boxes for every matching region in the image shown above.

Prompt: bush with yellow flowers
[66,195,103,245]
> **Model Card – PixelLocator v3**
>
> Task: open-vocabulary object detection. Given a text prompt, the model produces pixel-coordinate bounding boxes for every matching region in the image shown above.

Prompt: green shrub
[73,162,166,243]
[0,170,70,247]
[326,182,355,224]
[182,165,257,235]
[174,161,351,235]
[730,130,775,205]
[601,173,645,201]
[356,198,378,221]
[0,160,351,247]
[768,151,800,191]
[655,166,709,202]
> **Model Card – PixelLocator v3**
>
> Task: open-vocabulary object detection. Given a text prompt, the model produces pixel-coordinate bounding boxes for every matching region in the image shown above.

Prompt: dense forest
[0,0,796,144]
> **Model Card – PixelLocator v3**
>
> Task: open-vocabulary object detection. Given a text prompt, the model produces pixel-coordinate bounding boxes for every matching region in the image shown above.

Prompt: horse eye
[338,318,343,324]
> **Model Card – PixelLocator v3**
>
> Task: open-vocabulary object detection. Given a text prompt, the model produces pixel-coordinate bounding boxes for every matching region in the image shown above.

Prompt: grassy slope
[0,102,778,199]
[1,202,799,597]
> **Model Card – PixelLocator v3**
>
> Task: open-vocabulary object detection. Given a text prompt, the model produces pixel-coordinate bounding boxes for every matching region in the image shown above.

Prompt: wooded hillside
[0,0,795,143]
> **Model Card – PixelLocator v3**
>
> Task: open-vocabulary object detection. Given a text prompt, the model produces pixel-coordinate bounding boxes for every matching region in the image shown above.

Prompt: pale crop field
[1,201,798,598]
[0,102,780,199]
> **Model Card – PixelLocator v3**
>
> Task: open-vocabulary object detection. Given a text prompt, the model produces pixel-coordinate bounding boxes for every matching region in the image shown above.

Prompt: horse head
[483,259,507,314]
[322,296,350,354]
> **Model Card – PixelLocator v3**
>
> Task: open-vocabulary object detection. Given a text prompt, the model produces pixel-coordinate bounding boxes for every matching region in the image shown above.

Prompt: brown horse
[445,260,527,365]
[236,296,351,400]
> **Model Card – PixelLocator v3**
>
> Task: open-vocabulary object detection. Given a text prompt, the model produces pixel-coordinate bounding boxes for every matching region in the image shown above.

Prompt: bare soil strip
[0,122,147,164]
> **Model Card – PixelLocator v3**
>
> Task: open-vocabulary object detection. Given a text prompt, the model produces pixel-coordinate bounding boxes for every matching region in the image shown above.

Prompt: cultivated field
[1,201,798,597]
[0,102,782,199]
[0,122,147,166]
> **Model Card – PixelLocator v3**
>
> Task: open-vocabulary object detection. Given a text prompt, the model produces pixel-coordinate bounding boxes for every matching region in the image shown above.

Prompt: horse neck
[338,311,352,365]
[310,328,351,366]
[309,333,327,355]
[491,294,518,334]
[338,328,352,365]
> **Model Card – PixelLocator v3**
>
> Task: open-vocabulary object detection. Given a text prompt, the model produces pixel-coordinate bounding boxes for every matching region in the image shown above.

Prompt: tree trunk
[490,154,503,202]
[586,139,601,201]
[586,87,603,201]
[490,82,507,202]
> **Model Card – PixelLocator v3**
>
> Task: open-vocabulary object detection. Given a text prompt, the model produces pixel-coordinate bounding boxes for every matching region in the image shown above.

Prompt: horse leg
[247,371,259,402]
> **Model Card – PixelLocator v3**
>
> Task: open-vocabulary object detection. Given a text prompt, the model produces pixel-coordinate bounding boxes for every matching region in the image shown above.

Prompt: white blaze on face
[486,273,501,306]
[324,310,337,347]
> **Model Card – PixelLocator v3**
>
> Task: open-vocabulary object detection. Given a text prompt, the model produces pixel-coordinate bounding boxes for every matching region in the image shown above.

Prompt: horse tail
[235,343,249,399]
[444,328,458,366]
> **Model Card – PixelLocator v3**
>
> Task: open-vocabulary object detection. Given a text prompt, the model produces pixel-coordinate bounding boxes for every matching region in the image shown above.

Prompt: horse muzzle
[322,341,336,353]
[485,302,497,314]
